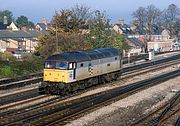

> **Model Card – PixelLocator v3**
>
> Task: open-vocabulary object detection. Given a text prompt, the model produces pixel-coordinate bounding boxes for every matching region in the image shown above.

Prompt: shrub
[0,53,43,78]
[0,51,17,61]
[0,66,13,77]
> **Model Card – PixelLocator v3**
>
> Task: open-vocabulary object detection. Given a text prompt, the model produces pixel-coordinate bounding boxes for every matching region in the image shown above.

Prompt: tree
[146,5,161,35]
[86,10,127,49]
[37,5,127,58]
[161,4,180,35]
[132,5,161,35]
[38,5,92,57]
[28,21,35,28]
[86,10,112,48]
[133,4,180,36]
[0,10,13,24]
[36,30,89,58]
[112,33,128,50]
[16,15,35,28]
[52,5,91,32]
[16,16,29,27]
[132,7,147,34]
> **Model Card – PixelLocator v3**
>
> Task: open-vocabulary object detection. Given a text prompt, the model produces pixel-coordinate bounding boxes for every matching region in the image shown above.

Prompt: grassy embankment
[0,53,43,78]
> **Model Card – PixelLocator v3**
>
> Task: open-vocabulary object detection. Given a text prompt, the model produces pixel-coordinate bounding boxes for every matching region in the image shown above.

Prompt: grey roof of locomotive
[46,48,121,62]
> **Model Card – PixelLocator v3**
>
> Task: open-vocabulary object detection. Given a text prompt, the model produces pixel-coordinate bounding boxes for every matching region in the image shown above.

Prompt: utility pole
[56,24,58,52]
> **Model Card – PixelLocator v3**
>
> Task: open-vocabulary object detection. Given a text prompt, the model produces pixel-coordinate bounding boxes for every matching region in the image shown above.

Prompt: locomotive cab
[44,61,77,83]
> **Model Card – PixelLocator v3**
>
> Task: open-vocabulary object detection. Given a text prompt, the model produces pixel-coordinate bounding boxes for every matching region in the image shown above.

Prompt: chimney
[3,16,8,25]
[118,19,124,25]
[41,18,47,25]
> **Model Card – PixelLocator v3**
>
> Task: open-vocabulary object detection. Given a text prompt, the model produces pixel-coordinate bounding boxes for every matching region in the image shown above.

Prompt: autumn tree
[52,5,91,32]
[37,5,91,58]
[37,5,126,58]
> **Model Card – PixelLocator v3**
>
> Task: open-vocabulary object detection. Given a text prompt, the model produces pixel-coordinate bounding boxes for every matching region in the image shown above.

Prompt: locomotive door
[68,62,77,81]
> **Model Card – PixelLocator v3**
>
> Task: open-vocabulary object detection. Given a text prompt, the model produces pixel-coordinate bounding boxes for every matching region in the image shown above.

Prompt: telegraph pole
[56,24,58,52]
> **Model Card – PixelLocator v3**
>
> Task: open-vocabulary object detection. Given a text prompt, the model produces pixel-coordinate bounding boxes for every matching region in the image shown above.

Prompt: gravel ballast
[66,74,180,126]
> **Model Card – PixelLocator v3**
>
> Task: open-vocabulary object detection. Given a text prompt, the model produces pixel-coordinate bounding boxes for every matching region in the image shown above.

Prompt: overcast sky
[0,0,179,24]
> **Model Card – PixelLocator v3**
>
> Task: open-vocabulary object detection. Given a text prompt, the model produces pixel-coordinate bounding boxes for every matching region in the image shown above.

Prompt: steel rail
[131,91,180,126]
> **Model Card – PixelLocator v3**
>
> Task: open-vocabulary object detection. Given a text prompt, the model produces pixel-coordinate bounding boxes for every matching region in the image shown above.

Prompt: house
[113,24,132,35]
[147,29,174,52]
[0,22,7,30]
[19,26,34,31]
[161,29,170,40]
[113,19,132,35]
[0,30,42,53]
[35,23,47,31]
[125,37,145,56]
[7,22,19,31]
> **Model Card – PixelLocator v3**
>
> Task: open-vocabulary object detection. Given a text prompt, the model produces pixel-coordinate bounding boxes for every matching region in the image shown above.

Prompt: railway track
[131,91,180,126]
[0,69,179,126]
[0,72,42,85]
[0,88,39,106]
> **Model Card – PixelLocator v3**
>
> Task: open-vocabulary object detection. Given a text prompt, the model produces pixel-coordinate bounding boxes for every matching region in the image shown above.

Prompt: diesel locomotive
[39,48,123,95]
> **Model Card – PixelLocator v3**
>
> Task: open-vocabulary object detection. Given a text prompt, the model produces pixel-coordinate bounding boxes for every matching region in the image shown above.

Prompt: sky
[0,0,179,24]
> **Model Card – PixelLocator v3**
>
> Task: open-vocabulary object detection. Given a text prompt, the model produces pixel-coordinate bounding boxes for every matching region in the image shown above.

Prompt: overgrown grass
[0,54,44,78]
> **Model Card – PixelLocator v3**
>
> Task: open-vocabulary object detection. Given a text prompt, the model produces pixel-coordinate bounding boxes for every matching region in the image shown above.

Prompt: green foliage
[52,5,90,32]
[0,54,43,78]
[86,10,127,50]
[28,21,35,28]
[0,10,13,24]
[16,15,34,28]
[112,34,128,50]
[36,30,89,58]
[0,51,17,61]
[16,15,28,27]
[36,5,127,58]
[0,66,13,77]
[85,10,112,48]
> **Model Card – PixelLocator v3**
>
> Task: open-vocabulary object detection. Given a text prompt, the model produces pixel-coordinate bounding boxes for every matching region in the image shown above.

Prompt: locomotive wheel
[112,73,119,80]
[104,74,113,82]
[61,87,69,96]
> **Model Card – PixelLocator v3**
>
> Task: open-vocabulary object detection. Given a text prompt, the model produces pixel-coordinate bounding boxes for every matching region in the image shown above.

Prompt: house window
[80,63,84,67]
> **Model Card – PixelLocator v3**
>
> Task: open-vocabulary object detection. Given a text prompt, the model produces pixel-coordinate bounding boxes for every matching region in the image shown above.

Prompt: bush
[0,54,44,78]
[0,66,13,77]
[0,51,17,61]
